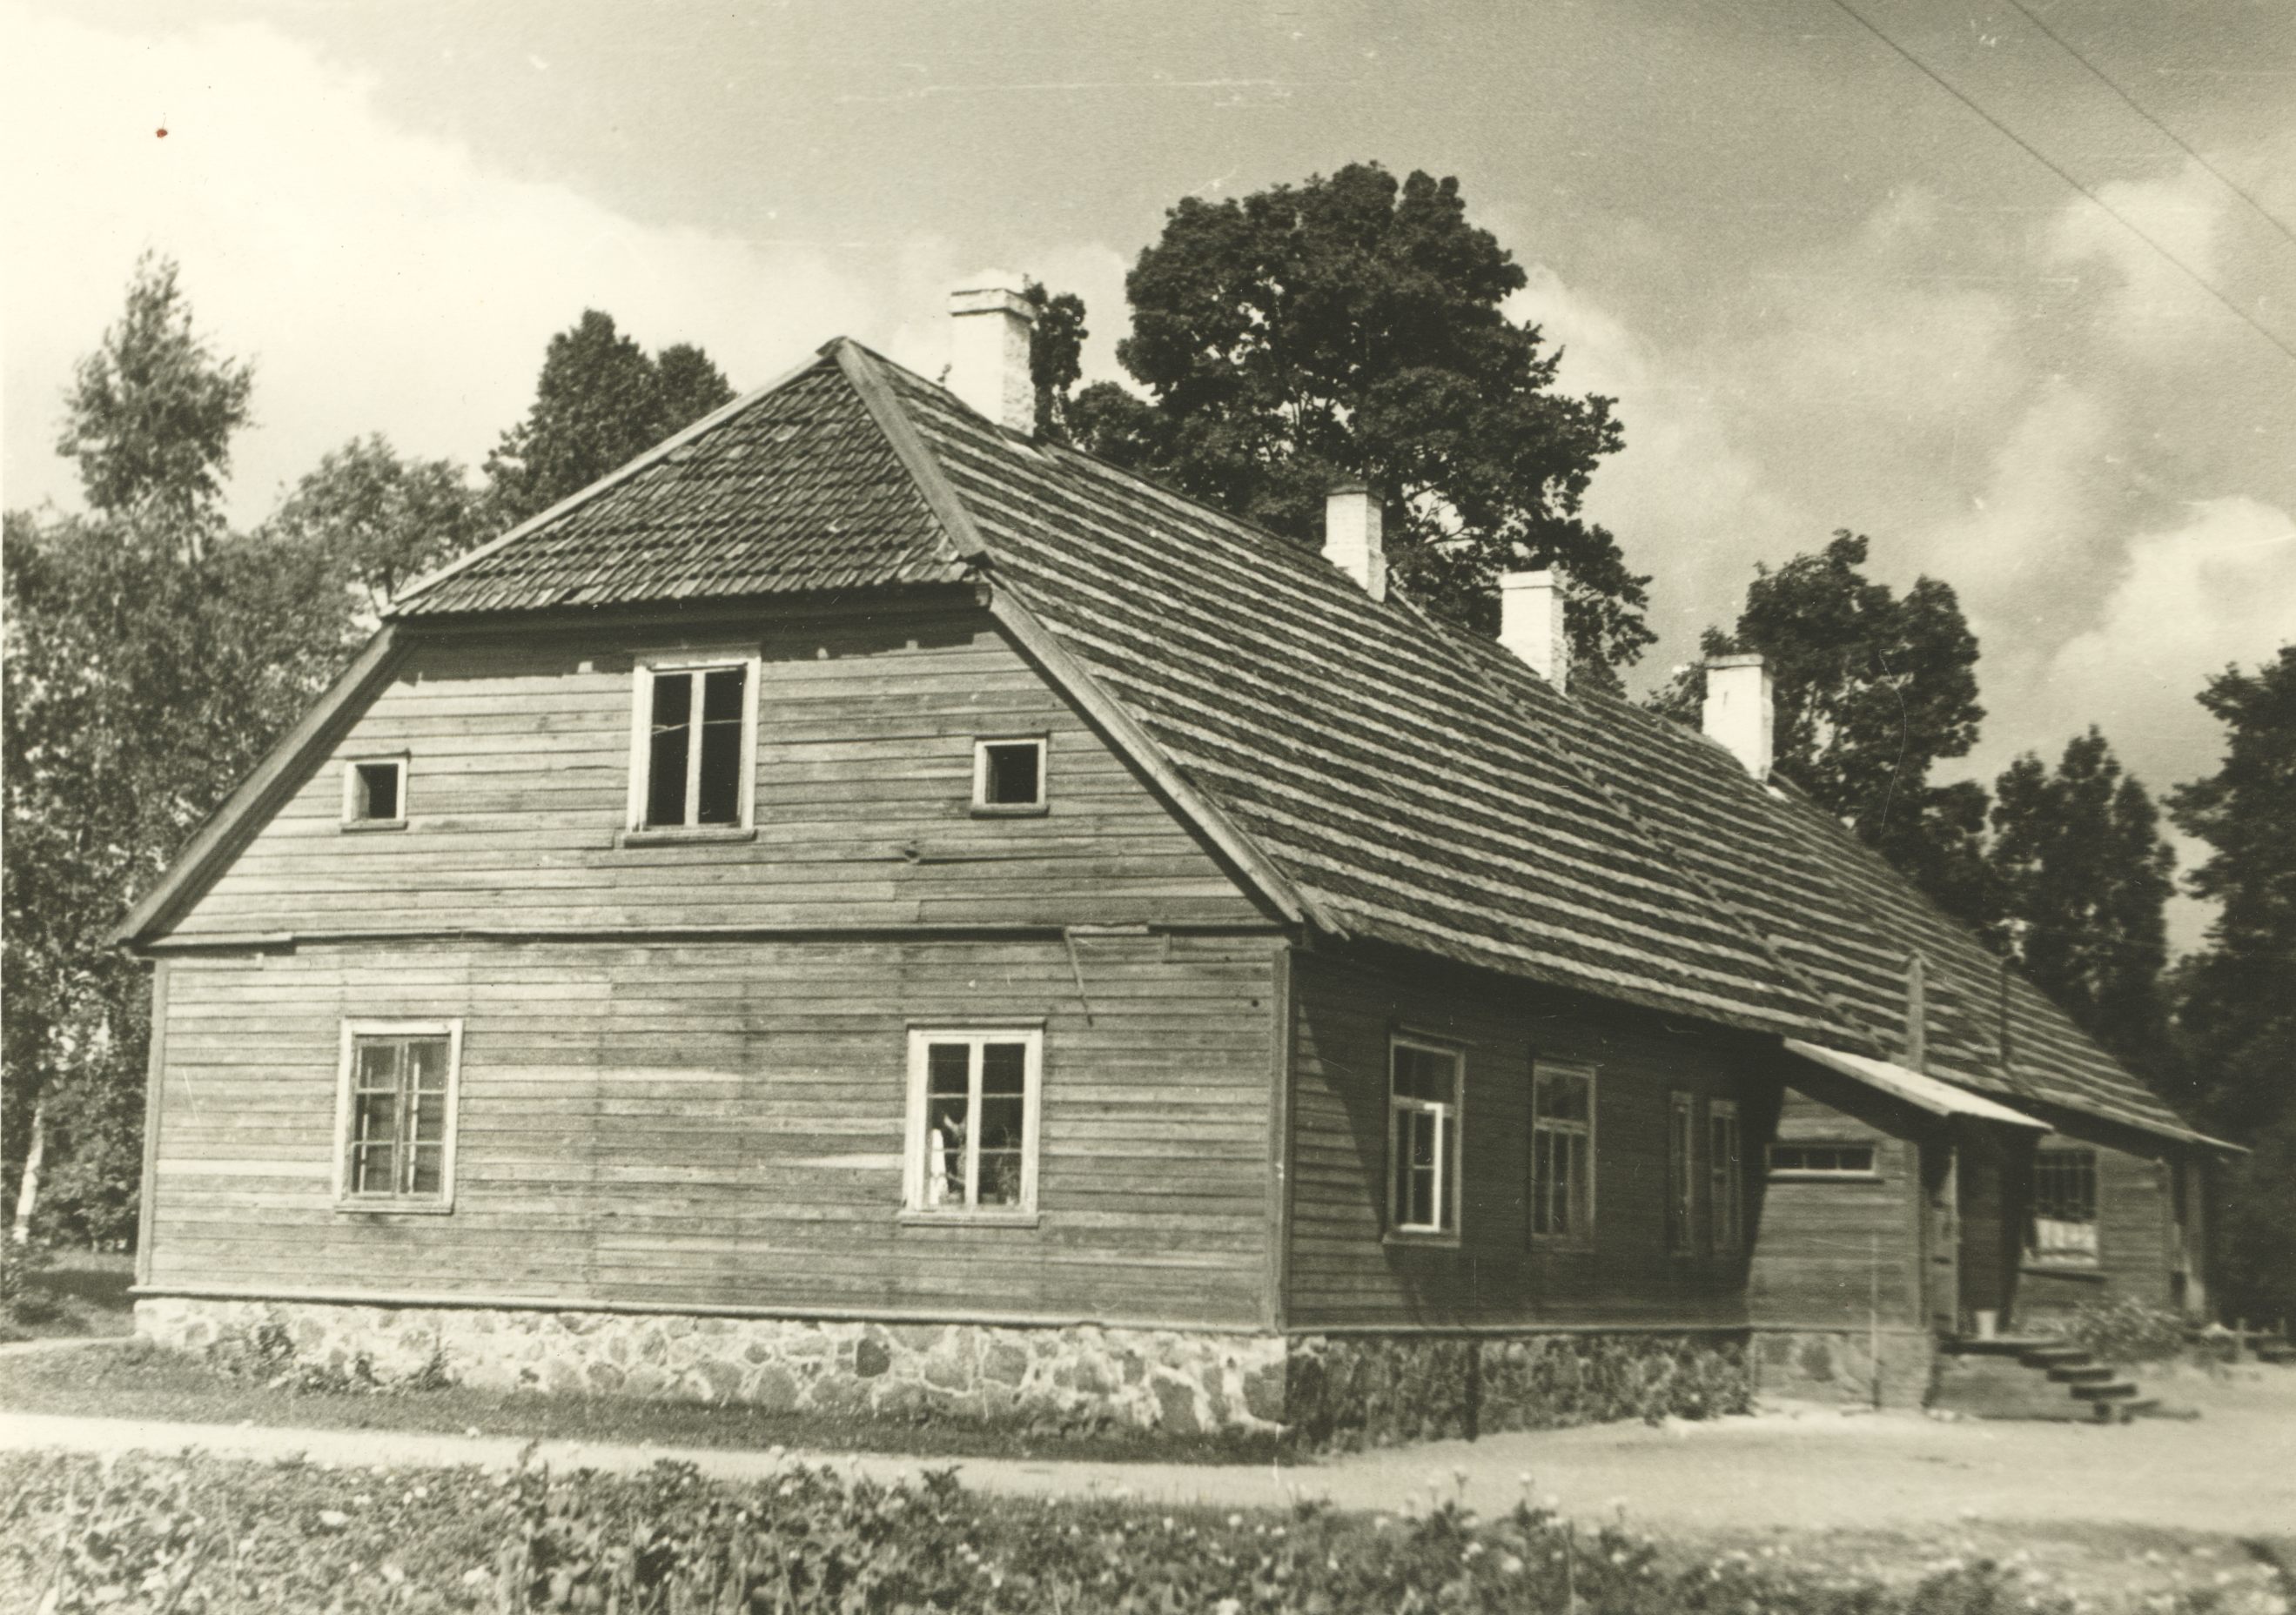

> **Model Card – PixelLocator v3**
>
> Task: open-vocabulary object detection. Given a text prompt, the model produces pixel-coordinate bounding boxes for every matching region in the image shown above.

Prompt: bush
[2044,1296,2192,1364]
[5,1450,2286,1615]
[0,1239,62,1334]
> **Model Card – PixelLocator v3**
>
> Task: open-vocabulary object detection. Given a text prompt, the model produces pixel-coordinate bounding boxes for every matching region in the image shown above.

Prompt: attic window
[628,656,759,834]
[973,737,1047,815]
[1768,1143,1878,1178]
[342,757,407,829]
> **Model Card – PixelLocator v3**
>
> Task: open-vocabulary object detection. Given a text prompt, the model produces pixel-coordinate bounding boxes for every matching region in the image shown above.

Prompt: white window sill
[898,1210,1041,1230]
[1766,1170,1884,1183]
[339,819,408,834]
[1384,1229,1460,1249]
[2023,1259,2105,1279]
[969,802,1049,819]
[334,1198,455,1216]
[618,826,758,848]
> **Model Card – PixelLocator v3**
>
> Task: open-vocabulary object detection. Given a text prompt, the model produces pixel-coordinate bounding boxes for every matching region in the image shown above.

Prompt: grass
[0,1248,134,1342]
[0,1338,1286,1465]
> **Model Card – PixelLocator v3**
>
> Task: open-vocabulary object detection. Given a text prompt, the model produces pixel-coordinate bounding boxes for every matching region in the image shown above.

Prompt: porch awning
[1783,1040,2050,1129]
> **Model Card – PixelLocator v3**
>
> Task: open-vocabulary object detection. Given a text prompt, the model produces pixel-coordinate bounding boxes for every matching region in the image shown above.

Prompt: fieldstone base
[1751,1327,1936,1408]
[134,1298,1286,1434]
[1281,1330,1754,1450]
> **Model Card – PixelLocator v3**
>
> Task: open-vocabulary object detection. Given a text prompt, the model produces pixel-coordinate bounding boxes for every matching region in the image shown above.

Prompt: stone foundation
[1281,1330,1754,1450]
[135,1298,1286,1434]
[136,1298,1766,1446]
[1750,1327,1936,1408]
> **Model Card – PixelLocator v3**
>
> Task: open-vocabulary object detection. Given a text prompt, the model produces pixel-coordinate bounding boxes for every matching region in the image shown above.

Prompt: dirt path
[6,1368,2292,1538]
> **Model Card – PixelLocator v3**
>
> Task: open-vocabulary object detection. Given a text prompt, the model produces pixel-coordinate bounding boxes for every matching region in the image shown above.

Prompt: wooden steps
[1931,1338,2159,1423]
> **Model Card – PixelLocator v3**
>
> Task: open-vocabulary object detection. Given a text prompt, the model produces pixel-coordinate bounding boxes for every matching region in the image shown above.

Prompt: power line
[1825,0,2296,367]
[2000,0,2296,249]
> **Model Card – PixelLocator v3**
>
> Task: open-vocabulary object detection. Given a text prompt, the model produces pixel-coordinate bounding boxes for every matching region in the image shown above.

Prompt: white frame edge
[903,1026,1044,1223]
[626,652,762,834]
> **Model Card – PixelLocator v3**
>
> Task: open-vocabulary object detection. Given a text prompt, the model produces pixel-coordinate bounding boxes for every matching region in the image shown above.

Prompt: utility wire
[1825,0,2296,366]
[2000,0,2296,249]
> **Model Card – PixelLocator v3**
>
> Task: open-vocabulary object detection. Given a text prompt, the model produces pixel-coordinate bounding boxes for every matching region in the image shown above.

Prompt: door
[1920,1137,1959,1335]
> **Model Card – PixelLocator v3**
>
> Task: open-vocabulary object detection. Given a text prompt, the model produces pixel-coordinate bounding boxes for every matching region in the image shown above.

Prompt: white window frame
[902,1028,1044,1224]
[1709,1099,1742,1253]
[971,734,1049,816]
[625,653,762,835]
[332,1018,463,1214]
[1386,1034,1465,1243]
[1666,1091,1698,1256]
[340,754,409,831]
[1530,1060,1597,1248]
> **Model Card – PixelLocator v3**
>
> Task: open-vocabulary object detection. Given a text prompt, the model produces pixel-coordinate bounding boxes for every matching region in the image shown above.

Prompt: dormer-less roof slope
[371,338,2194,1143]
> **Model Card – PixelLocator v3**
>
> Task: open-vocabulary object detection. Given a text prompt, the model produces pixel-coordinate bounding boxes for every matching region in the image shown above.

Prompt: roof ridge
[829,339,985,573]
[388,345,843,614]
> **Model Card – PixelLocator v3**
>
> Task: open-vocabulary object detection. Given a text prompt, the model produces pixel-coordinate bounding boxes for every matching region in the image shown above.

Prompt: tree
[264,436,490,613]
[4,265,359,1245]
[2169,648,2296,1138]
[54,254,252,553]
[1044,163,1648,677]
[1987,729,2176,1077]
[1648,532,1993,924]
[485,312,735,527]
[1023,281,1088,444]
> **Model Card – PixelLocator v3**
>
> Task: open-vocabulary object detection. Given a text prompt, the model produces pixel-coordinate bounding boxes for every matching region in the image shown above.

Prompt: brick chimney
[1323,481,1386,600]
[949,278,1036,434]
[1702,653,1775,778]
[1500,570,1568,688]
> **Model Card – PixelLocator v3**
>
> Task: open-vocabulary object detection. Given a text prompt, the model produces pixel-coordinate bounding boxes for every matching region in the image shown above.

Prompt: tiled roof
[386,338,2200,1142]
[399,358,964,615]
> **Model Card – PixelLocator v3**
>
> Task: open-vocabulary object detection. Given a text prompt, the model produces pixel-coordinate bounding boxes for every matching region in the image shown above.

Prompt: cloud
[2,10,873,526]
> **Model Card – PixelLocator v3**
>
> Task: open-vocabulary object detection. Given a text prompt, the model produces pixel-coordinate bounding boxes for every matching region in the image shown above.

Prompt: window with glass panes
[1387,1039,1461,1236]
[2028,1147,2099,1265]
[339,1026,457,1205]
[1530,1062,1595,1243]
[638,662,752,830]
[908,1030,1040,1216]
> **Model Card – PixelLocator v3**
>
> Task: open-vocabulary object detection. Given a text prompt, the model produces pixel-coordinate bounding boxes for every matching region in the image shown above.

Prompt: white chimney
[1323,481,1386,600]
[1702,653,1775,778]
[1500,569,1568,688]
[949,278,1037,434]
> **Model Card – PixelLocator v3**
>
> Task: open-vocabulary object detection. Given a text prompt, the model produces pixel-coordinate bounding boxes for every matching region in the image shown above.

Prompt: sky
[5,0,2293,949]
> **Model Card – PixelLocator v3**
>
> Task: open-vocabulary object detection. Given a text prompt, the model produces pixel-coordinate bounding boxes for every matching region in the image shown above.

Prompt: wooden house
[112,286,2227,1437]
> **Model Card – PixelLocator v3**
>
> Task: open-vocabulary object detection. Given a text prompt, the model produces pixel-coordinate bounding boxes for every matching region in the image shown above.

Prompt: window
[1530,1061,1595,1244]
[1767,1143,1877,1177]
[904,1029,1042,1220]
[1665,1093,1697,1255]
[973,737,1047,814]
[1387,1038,1462,1238]
[1709,1101,1742,1252]
[628,657,759,833]
[334,1021,461,1210]
[342,757,407,828]
[2028,1147,2099,1267]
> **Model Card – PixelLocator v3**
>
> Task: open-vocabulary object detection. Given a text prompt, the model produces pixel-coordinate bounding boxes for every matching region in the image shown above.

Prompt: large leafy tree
[2168,647,2296,1327]
[1987,729,2176,1078]
[264,435,490,614]
[52,253,252,553]
[4,261,360,1243]
[1649,532,1993,925]
[485,312,735,526]
[1047,163,1648,677]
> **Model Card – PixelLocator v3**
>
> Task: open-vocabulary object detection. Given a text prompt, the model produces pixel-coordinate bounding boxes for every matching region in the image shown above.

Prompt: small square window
[973,737,1047,814]
[342,757,407,828]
